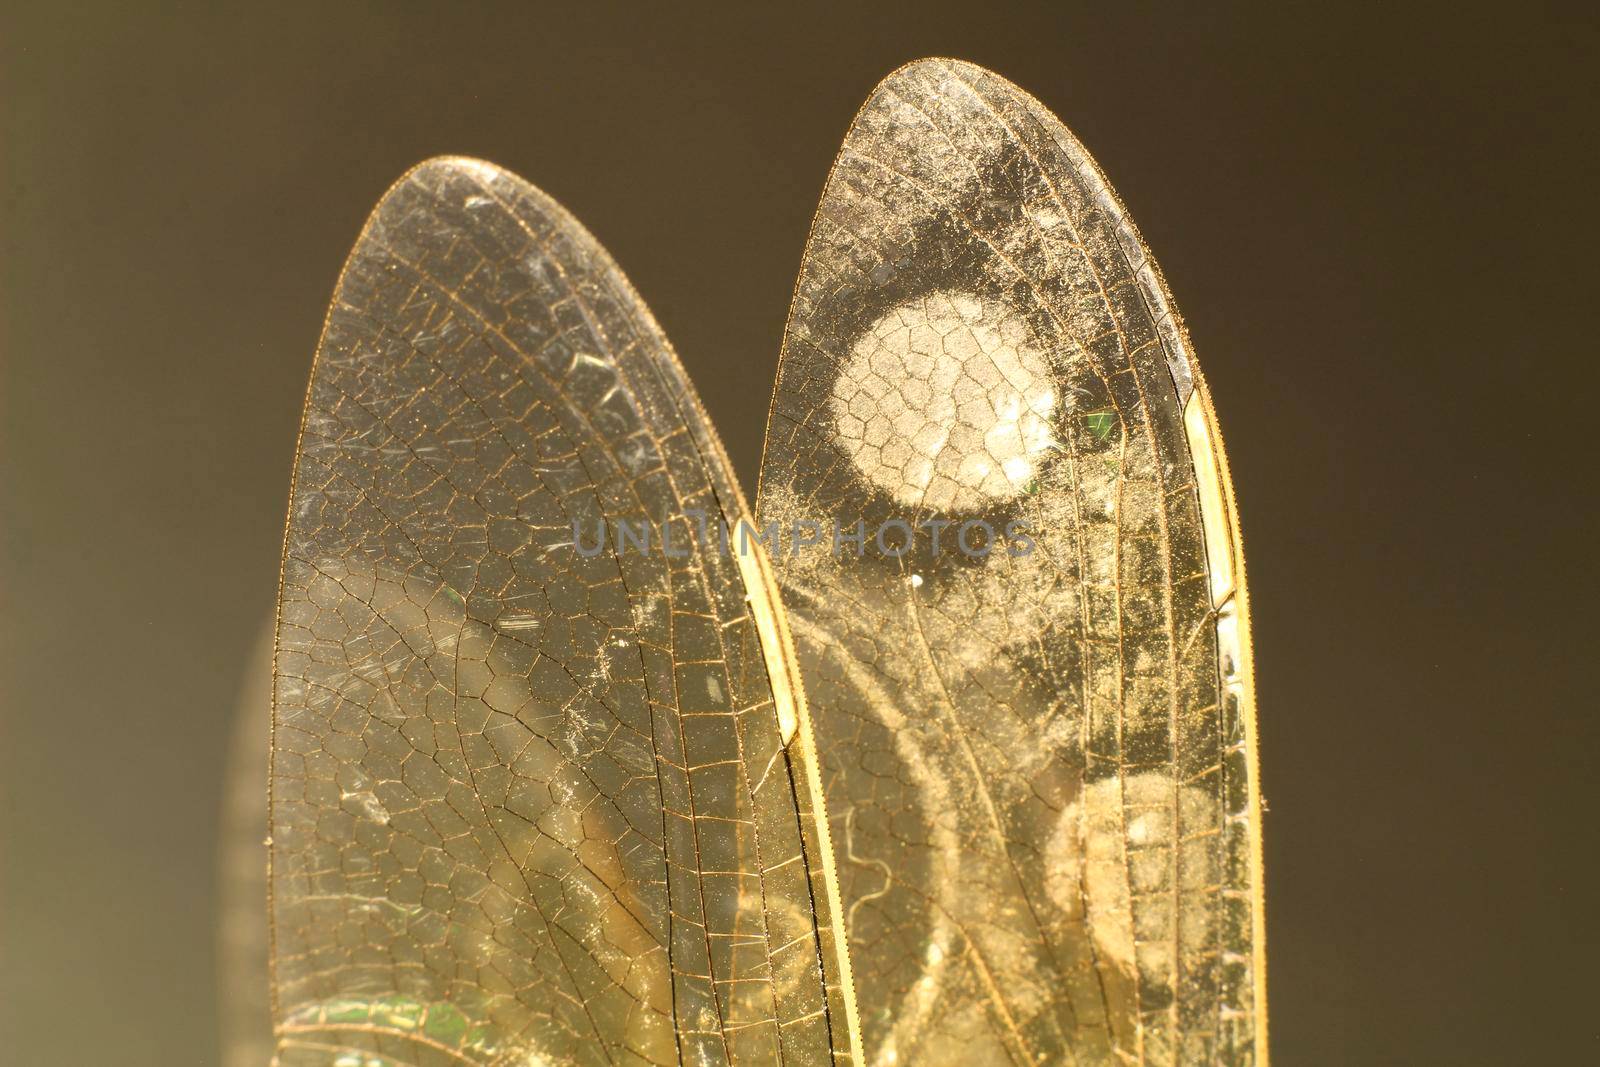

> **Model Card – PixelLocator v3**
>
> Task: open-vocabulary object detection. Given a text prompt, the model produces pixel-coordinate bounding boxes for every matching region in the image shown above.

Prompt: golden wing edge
[735,537,865,1067]
[269,155,865,1063]
[1181,372,1268,1063]
[952,57,1272,1061]
[516,157,869,1067]
[946,56,1270,1061]
[988,60,1271,1054]
[755,56,1269,1063]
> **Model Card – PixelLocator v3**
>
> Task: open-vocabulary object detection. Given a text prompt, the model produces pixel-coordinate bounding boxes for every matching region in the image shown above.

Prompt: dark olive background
[3,4,1595,1064]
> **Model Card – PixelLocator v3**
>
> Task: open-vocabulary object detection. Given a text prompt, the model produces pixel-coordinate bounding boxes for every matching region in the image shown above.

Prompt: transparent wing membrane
[755,59,1266,1066]
[263,58,1265,1066]
[271,158,854,1066]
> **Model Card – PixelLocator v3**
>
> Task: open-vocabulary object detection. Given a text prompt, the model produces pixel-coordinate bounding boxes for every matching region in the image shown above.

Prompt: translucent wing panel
[756,60,1265,1065]
[272,159,845,1066]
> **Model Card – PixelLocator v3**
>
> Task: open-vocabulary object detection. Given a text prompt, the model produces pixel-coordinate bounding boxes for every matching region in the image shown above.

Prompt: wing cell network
[755,59,1266,1066]
[271,158,852,1066]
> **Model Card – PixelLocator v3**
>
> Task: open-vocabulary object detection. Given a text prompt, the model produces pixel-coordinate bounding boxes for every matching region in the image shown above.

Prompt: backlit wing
[271,158,856,1066]
[755,59,1266,1065]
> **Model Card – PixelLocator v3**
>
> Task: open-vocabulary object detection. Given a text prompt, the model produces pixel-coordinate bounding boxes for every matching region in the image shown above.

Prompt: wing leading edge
[756,58,1266,1066]
[271,158,856,1066]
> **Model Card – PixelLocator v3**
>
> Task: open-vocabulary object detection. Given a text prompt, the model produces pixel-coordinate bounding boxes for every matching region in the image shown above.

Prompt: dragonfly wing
[755,58,1266,1066]
[272,158,851,1066]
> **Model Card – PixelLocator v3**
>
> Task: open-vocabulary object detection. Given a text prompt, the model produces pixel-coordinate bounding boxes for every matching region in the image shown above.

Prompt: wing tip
[866,56,1031,109]
[368,154,522,209]
[875,55,986,84]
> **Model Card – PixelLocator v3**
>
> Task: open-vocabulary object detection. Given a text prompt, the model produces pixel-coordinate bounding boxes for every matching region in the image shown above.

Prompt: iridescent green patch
[283,995,500,1062]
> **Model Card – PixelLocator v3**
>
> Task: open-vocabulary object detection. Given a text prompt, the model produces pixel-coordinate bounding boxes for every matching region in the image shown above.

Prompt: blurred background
[3,3,1596,1064]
